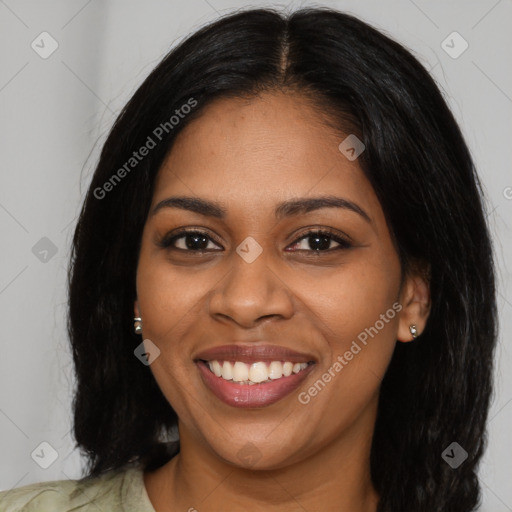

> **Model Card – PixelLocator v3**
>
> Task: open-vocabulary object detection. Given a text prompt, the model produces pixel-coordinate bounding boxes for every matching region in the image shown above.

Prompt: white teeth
[249,362,268,383]
[211,360,222,377]
[221,361,232,380]
[232,361,249,382]
[205,360,309,384]
[283,362,293,377]
[268,361,283,380]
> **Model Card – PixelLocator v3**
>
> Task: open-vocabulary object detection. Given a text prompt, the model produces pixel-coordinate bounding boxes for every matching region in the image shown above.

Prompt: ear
[397,263,431,342]
[134,299,140,318]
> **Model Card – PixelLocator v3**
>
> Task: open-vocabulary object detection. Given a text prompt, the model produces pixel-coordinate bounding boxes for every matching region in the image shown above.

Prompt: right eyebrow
[151,196,227,218]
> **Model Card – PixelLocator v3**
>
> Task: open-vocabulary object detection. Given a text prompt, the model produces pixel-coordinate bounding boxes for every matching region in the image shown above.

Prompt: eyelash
[158,228,353,254]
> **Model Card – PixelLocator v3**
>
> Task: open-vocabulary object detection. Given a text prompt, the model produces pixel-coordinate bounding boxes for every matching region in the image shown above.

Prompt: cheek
[306,248,401,393]
[136,247,203,341]
[135,249,202,421]
[135,245,215,385]
[307,250,400,342]
[294,294,399,449]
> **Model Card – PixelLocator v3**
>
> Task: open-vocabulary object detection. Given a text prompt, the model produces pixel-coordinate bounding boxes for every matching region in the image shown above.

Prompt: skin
[134,91,431,512]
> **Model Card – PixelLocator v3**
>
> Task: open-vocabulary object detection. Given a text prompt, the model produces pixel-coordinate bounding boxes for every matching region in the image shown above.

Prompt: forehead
[152,92,380,222]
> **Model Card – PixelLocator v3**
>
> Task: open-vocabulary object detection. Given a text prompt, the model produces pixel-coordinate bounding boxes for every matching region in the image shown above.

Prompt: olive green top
[0,464,156,511]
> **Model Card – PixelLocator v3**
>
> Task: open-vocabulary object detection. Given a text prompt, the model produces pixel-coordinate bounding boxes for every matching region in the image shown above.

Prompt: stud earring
[409,324,418,339]
[134,317,142,334]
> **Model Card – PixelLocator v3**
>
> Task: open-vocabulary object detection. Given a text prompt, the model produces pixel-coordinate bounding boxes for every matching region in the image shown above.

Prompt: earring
[134,317,142,334]
[409,324,418,339]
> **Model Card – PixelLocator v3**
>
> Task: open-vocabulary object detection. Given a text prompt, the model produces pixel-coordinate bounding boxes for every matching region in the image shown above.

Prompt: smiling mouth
[200,359,314,385]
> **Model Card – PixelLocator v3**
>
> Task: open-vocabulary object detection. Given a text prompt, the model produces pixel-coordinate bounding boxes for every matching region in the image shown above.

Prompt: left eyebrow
[274,196,372,224]
[150,195,372,224]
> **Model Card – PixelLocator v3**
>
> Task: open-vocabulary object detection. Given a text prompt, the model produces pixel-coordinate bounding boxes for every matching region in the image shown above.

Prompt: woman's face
[135,91,416,470]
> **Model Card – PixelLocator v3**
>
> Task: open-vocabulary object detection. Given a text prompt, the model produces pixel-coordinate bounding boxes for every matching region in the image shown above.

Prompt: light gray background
[0,1,511,510]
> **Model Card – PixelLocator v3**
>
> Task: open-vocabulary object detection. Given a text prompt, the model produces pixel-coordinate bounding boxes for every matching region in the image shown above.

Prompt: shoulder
[0,464,155,512]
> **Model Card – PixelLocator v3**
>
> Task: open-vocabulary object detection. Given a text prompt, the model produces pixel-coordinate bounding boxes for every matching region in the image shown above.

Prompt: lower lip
[196,361,315,408]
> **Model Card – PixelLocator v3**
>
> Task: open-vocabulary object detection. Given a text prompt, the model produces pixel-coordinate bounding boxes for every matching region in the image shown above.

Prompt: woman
[0,6,497,512]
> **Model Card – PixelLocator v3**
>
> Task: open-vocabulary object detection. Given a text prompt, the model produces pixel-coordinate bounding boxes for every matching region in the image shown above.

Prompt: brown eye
[159,230,222,252]
[287,230,352,252]
[158,228,352,254]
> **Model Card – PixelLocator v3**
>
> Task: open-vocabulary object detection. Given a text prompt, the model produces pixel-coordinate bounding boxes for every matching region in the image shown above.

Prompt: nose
[208,249,294,329]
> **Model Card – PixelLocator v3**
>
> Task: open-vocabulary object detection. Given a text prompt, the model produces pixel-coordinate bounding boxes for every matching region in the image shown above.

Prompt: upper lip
[194,344,317,364]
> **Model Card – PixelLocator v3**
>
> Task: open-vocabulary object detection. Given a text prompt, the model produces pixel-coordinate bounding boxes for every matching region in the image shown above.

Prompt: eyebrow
[150,195,372,224]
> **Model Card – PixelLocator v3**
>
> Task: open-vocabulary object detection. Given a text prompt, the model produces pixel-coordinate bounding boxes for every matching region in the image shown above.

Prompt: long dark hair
[67,7,497,511]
